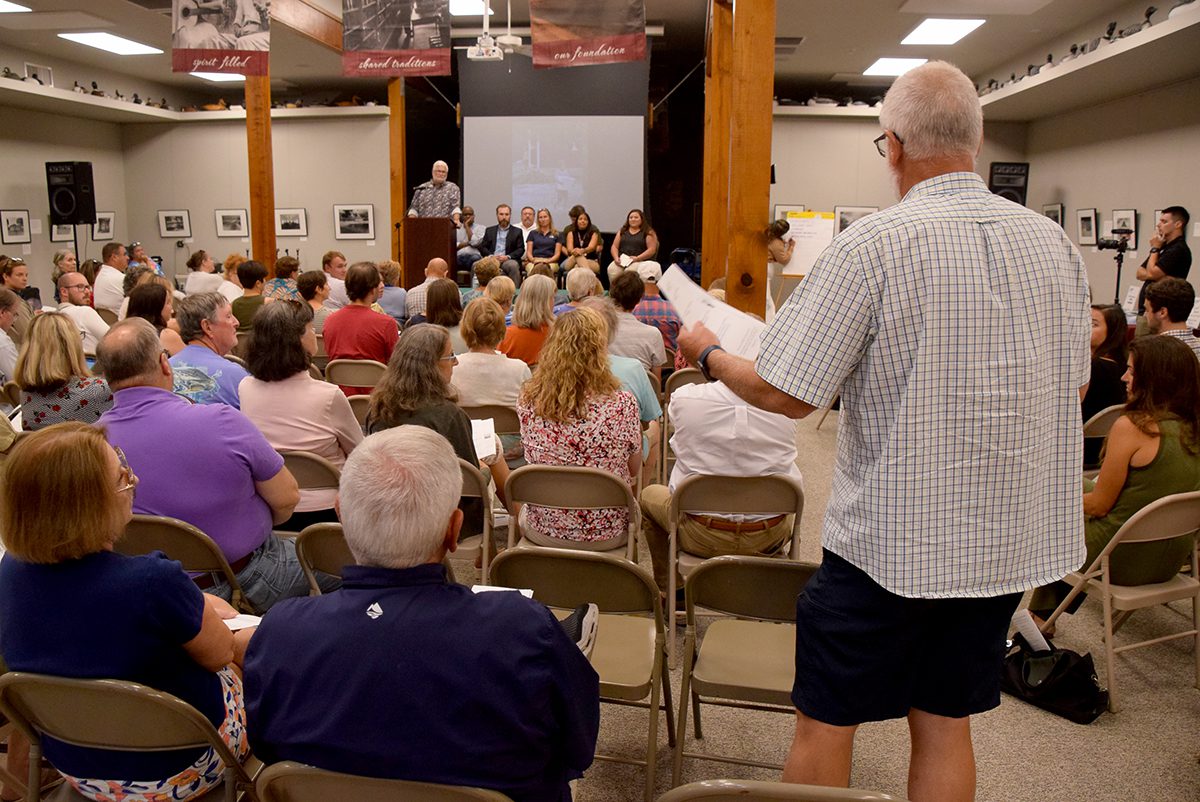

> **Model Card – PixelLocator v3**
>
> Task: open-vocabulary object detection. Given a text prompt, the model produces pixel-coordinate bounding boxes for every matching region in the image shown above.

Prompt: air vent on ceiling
[775,36,804,57]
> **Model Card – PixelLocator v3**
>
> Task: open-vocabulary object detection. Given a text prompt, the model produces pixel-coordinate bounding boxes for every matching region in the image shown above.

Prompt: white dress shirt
[323,276,349,311]
[451,351,532,407]
[92,265,125,313]
[58,302,110,353]
[218,280,243,305]
[184,272,224,296]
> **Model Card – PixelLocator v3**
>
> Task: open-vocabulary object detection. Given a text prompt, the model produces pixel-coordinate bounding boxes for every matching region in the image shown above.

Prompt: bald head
[96,318,171,391]
[425,258,450,279]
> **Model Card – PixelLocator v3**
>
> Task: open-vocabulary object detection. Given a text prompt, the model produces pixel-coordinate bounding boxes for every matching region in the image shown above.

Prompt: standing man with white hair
[242,426,600,799]
[407,160,461,226]
[680,61,1090,801]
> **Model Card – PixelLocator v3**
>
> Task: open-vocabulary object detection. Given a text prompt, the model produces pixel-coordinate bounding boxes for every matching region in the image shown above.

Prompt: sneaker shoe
[559,603,599,658]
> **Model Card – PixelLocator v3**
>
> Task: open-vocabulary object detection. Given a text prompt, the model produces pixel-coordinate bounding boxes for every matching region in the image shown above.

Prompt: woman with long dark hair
[127,281,186,356]
[607,208,658,287]
[1082,304,1129,421]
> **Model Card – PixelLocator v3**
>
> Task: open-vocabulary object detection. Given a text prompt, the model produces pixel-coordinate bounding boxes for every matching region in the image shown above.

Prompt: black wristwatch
[696,344,726,382]
[1149,247,1161,253]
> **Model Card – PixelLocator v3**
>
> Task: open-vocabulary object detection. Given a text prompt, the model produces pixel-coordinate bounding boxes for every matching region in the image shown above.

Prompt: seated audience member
[56,272,109,353]
[409,278,468,354]
[556,267,600,316]
[524,209,562,274]
[463,256,502,304]
[1143,276,1200,359]
[98,318,332,610]
[321,250,350,310]
[239,302,362,532]
[91,244,128,317]
[297,270,333,334]
[640,379,801,596]
[479,204,525,287]
[453,298,532,408]
[170,292,250,408]
[631,262,682,357]
[49,249,77,303]
[405,257,450,319]
[562,208,602,274]
[1030,335,1200,622]
[0,289,22,383]
[115,265,156,320]
[126,282,186,356]
[14,313,113,430]
[243,426,599,799]
[377,260,407,326]
[0,423,252,802]
[485,275,516,317]
[218,254,245,304]
[527,263,569,307]
[608,270,667,379]
[517,308,641,545]
[456,205,486,271]
[608,208,658,287]
[264,255,301,302]
[231,260,268,332]
[1082,304,1128,467]
[0,257,34,345]
[323,262,399,395]
[78,258,100,290]
[184,250,224,296]
[127,241,158,275]
[499,274,555,367]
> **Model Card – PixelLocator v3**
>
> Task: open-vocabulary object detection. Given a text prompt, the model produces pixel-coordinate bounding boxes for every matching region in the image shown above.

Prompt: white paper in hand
[471,418,496,461]
[658,265,765,360]
[223,614,262,631]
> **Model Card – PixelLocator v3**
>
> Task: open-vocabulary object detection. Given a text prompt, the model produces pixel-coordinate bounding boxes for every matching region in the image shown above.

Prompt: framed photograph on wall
[0,210,31,245]
[214,209,248,238]
[1112,209,1137,249]
[23,62,52,87]
[334,204,375,240]
[157,209,192,238]
[1042,203,1064,226]
[92,212,115,241]
[772,204,805,222]
[276,208,308,237]
[833,206,879,235]
[50,223,74,242]
[1076,208,1097,246]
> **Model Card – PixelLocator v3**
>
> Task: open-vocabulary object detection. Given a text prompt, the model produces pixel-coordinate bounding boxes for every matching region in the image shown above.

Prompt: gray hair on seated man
[565,267,599,302]
[175,292,228,343]
[577,296,619,344]
[877,60,982,162]
[337,426,464,569]
[96,317,168,390]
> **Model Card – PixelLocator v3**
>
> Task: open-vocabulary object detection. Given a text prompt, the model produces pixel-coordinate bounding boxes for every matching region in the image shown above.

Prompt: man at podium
[407,160,461,225]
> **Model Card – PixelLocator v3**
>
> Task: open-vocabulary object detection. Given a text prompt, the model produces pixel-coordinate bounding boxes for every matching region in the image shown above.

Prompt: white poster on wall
[781,212,836,278]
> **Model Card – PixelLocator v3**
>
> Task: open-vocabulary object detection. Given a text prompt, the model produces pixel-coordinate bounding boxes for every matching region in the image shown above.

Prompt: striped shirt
[757,172,1091,598]
[1162,328,1200,361]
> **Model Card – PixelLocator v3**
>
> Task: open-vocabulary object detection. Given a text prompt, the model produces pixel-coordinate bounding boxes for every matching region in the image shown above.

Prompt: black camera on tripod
[1097,228,1134,252]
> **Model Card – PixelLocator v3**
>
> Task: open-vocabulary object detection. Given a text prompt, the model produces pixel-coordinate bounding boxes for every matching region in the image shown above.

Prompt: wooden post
[388,78,407,264]
[245,72,276,271]
[724,0,775,318]
[700,0,732,291]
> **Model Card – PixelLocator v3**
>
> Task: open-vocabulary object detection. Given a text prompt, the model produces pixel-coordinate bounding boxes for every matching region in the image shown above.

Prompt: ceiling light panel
[58,32,163,56]
[449,0,494,16]
[863,58,927,76]
[191,72,245,82]
[902,18,985,45]
[0,1,30,12]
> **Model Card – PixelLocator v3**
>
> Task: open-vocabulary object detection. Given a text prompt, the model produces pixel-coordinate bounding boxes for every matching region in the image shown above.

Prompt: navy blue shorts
[792,549,1021,727]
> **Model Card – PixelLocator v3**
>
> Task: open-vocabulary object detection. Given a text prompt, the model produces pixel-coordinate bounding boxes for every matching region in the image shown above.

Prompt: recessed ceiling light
[863,57,927,77]
[0,2,31,12]
[449,0,494,15]
[902,18,986,45]
[58,32,163,56]
[190,72,246,83]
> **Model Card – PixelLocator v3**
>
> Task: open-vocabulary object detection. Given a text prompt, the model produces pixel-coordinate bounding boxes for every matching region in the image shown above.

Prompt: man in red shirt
[322,262,399,395]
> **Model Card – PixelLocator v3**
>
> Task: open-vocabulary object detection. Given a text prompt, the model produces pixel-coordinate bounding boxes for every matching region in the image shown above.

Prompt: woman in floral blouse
[14,312,112,430]
[516,307,641,544]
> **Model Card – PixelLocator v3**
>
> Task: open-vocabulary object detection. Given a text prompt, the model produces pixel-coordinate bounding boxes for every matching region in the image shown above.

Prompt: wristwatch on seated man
[696,344,725,382]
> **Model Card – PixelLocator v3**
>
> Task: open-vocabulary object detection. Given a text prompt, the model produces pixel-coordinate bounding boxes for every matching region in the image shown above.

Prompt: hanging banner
[529,0,646,69]
[171,0,271,76]
[342,0,452,77]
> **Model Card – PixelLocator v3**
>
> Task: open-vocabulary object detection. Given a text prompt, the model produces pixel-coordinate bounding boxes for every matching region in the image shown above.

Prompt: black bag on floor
[1000,634,1108,724]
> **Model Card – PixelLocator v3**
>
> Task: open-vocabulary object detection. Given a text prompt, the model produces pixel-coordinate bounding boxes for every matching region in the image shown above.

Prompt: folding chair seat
[256,760,512,802]
[504,464,638,561]
[660,778,907,802]
[324,359,387,389]
[673,556,817,783]
[489,548,672,802]
[659,368,705,484]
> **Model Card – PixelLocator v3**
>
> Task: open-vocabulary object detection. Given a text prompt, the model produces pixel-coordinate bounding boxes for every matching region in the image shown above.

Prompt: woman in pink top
[238,302,362,531]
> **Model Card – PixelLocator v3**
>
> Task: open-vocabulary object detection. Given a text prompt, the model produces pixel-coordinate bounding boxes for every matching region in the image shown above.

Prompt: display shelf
[773,104,879,118]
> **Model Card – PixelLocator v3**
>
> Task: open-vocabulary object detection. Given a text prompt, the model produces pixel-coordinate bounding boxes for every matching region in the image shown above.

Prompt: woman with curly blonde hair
[517,307,641,544]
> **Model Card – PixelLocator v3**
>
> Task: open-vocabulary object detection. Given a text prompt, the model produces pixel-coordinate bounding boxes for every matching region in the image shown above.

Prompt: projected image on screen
[465,116,644,234]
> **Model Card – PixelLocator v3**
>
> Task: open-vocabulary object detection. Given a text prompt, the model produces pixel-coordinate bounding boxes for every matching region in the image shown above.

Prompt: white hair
[878,60,982,162]
[512,274,556,329]
[566,267,598,301]
[339,426,463,569]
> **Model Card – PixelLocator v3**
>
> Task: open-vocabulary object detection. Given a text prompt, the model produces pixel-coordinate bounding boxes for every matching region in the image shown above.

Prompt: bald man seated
[405,257,450,320]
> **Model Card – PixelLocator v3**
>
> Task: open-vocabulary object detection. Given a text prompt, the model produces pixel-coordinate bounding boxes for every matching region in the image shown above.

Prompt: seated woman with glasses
[13,312,113,430]
[0,423,252,801]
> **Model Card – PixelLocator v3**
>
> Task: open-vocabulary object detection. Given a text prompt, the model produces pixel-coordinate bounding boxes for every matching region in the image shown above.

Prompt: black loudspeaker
[988,162,1029,207]
[45,161,97,225]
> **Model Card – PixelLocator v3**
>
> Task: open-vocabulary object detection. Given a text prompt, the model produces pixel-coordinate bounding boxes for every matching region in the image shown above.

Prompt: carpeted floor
[454,410,1200,801]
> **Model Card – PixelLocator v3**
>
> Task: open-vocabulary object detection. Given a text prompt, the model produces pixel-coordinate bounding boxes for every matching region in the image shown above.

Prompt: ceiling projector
[467,34,503,61]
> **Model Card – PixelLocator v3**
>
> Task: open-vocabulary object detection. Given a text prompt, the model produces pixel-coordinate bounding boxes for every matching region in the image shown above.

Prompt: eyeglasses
[64,283,90,291]
[439,354,458,364]
[873,130,904,158]
[114,447,138,495]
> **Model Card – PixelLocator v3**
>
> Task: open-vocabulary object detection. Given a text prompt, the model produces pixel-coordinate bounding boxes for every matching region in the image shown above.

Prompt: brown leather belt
[193,551,254,589]
[686,513,786,533]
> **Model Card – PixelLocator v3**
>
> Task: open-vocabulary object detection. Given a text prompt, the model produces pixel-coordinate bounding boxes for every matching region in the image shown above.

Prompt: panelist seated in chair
[243,426,600,802]
[640,378,801,596]
[1030,335,1200,621]
[0,423,252,802]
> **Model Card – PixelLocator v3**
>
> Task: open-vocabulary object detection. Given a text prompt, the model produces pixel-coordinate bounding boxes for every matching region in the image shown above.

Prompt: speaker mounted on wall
[45,161,97,225]
[988,162,1030,207]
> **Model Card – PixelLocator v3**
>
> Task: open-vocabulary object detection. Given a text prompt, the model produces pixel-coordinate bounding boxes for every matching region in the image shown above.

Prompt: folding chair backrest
[226,353,247,368]
[96,307,118,326]
[506,464,635,512]
[116,515,238,582]
[658,778,907,802]
[1,381,20,408]
[1110,490,1200,545]
[325,359,387,388]
[490,548,658,619]
[686,556,817,623]
[645,370,662,397]
[461,404,520,434]
[256,761,513,802]
[1083,404,1125,438]
[348,394,371,426]
[671,474,804,519]
[280,450,341,492]
[295,523,353,585]
[459,458,489,502]
[312,335,329,370]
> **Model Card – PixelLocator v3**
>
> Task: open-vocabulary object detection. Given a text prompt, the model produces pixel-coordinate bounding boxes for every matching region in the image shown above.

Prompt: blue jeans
[209,534,341,613]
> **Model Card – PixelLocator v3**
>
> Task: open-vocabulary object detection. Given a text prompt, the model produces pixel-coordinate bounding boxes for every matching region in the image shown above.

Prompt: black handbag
[1000,634,1109,724]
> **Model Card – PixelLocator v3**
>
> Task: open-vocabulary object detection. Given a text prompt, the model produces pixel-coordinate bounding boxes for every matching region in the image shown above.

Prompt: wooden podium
[402,217,455,288]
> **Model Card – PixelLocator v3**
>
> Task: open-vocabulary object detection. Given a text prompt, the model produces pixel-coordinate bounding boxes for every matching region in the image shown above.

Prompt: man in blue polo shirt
[243,426,600,802]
